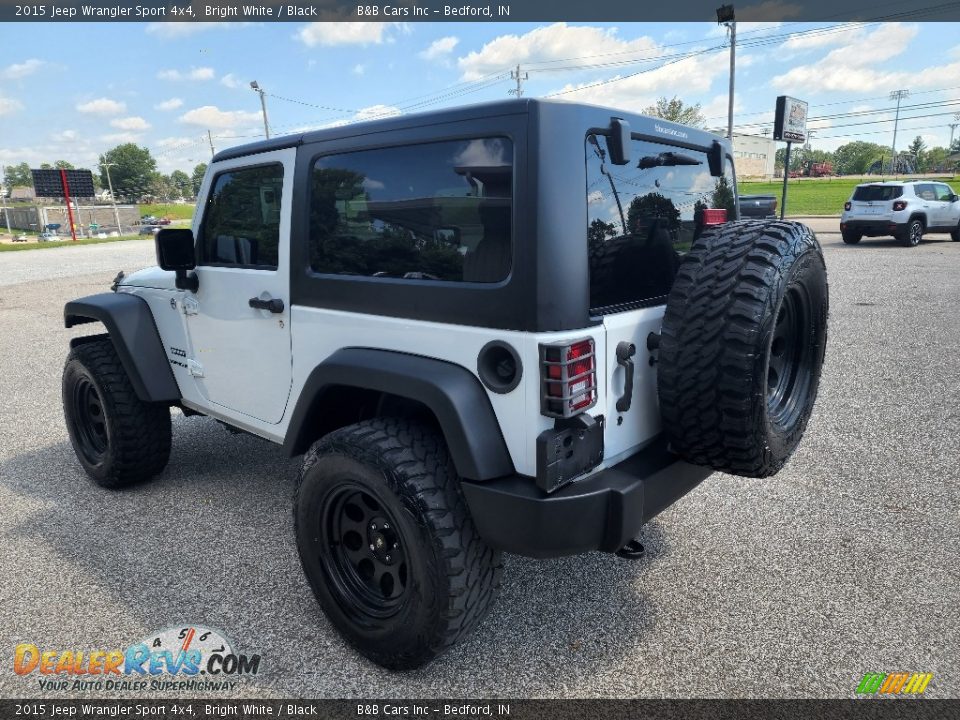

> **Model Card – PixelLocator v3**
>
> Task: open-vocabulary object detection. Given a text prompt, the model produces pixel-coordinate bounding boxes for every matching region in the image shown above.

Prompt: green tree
[626,193,681,235]
[191,163,207,196]
[39,162,53,169]
[907,136,927,171]
[99,144,158,201]
[3,162,32,187]
[832,141,889,175]
[710,175,736,215]
[54,160,74,169]
[923,146,949,172]
[169,170,191,197]
[641,96,706,128]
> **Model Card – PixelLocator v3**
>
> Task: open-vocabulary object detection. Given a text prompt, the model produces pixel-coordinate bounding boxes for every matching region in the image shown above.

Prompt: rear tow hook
[615,538,645,560]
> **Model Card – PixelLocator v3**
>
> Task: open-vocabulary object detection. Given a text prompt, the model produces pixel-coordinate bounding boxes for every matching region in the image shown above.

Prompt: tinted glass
[199,164,283,269]
[308,138,513,283]
[915,184,938,201]
[586,134,736,312]
[853,185,903,201]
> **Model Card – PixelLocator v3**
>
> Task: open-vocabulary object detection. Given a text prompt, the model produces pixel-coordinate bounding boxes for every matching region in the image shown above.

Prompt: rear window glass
[585,134,736,313]
[308,138,512,283]
[853,185,903,201]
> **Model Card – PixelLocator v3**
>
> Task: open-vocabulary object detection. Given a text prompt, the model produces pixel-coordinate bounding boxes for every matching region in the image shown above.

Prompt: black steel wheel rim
[319,483,411,620]
[766,286,814,429]
[910,222,922,245]
[71,376,108,464]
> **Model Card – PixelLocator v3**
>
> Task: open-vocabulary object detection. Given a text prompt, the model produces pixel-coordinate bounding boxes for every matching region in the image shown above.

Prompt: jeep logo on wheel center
[61,99,828,671]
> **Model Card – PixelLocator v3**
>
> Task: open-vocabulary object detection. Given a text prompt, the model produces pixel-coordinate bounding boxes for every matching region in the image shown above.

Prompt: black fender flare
[282,348,514,481]
[64,293,180,403]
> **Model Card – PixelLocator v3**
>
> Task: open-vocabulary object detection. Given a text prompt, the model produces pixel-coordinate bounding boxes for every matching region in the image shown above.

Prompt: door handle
[248,296,284,314]
[615,341,636,413]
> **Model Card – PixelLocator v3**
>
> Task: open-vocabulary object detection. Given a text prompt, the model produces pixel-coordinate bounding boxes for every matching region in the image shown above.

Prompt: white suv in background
[840,180,960,247]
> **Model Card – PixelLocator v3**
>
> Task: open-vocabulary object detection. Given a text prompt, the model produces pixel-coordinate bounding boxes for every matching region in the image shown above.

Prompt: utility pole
[717,4,736,140]
[101,162,122,234]
[889,89,910,175]
[207,130,216,158]
[949,112,960,151]
[0,165,11,235]
[250,80,270,138]
[508,64,528,97]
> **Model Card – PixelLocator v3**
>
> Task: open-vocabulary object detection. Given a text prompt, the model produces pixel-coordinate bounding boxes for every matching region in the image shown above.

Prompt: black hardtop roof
[211,98,727,162]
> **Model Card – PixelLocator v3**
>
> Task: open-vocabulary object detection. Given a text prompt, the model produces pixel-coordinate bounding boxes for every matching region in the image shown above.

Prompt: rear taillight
[702,208,727,225]
[893,200,907,211]
[844,201,852,211]
[540,339,597,418]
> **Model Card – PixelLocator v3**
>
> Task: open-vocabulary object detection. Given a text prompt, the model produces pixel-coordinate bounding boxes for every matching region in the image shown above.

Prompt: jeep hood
[119,265,177,291]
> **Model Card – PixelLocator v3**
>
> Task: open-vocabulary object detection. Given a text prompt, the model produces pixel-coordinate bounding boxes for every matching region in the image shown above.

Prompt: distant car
[139,225,160,236]
[140,215,159,225]
[38,231,59,242]
[739,194,778,218]
[840,180,960,247]
[155,217,172,226]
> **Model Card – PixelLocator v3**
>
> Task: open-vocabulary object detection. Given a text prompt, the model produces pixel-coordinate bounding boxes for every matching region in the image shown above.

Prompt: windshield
[853,185,903,201]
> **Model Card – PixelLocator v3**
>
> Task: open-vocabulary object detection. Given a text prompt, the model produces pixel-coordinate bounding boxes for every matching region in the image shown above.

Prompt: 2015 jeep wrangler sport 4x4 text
[62,99,828,670]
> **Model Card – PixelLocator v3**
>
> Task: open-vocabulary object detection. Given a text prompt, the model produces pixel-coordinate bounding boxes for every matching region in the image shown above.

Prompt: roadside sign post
[60,169,78,242]
[31,168,96,243]
[773,95,808,222]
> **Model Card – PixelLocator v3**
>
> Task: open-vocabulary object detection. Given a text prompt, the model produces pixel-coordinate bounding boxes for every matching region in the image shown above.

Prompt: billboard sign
[773,96,809,143]
[31,168,96,198]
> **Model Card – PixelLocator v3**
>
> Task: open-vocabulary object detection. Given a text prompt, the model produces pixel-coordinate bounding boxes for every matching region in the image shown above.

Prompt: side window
[915,183,937,202]
[308,138,513,283]
[585,134,736,312]
[198,164,284,269]
[934,184,954,202]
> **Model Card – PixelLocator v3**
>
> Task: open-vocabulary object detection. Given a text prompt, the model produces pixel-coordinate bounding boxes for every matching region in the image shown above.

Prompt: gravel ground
[1,226,958,699]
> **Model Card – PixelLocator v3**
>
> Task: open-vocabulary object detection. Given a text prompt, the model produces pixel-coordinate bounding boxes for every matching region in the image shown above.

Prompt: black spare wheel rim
[71,376,109,465]
[320,483,411,620]
[766,285,814,431]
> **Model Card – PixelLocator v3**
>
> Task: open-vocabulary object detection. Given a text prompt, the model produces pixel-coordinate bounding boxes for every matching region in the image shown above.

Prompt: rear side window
[198,164,284,269]
[586,134,736,313]
[852,185,903,201]
[308,138,513,283]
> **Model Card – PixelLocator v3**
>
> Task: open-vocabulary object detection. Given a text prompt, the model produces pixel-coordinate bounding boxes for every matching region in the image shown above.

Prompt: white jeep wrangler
[62,100,829,670]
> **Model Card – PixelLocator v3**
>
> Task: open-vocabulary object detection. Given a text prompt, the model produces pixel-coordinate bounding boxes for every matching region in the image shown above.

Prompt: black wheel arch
[908,213,927,229]
[282,348,514,481]
[64,293,180,404]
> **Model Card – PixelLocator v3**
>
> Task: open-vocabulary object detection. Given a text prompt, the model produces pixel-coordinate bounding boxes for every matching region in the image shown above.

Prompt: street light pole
[102,162,122,234]
[889,89,910,174]
[0,165,11,235]
[949,112,960,151]
[250,81,270,139]
[717,5,736,140]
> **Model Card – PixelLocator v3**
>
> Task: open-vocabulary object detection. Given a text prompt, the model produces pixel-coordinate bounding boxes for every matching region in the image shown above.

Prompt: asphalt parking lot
[1,221,958,699]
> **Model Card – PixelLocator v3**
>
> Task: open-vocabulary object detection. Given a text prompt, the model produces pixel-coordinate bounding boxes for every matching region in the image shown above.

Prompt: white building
[730,133,777,179]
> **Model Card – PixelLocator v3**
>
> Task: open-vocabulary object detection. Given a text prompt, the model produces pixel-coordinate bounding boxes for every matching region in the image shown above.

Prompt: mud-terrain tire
[62,338,172,488]
[294,418,502,670]
[657,220,828,477]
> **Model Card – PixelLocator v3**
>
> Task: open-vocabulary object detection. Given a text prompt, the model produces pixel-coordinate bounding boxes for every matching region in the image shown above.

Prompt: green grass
[0,234,143,252]
[739,175,959,216]
[140,203,195,221]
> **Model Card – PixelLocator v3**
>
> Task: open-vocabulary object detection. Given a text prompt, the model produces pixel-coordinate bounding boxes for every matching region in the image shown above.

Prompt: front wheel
[951,222,959,242]
[294,418,502,670]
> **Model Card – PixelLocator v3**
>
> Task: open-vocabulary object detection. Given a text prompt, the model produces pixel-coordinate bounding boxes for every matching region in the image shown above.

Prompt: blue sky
[1,20,959,175]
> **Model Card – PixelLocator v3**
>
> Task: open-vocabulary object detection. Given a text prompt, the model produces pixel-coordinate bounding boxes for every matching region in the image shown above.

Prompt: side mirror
[952,194,959,203]
[607,117,631,166]
[708,140,724,177]
[156,228,198,292]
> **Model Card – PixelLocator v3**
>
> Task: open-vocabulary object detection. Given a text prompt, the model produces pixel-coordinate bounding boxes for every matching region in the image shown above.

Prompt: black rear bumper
[841,219,906,236]
[460,436,712,558]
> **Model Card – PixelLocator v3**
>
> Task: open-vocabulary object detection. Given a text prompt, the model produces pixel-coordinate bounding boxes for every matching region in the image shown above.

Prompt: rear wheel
[657,220,829,477]
[841,230,862,245]
[901,219,923,247]
[294,418,502,670]
[62,339,172,488]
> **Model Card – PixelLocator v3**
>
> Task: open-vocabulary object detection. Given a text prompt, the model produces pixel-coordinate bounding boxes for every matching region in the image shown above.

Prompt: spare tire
[657,220,828,477]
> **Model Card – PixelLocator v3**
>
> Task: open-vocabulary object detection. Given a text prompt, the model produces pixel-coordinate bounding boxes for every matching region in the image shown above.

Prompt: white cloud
[322,104,403,129]
[157,67,216,81]
[51,129,78,142]
[0,95,23,115]
[781,23,863,51]
[145,22,245,38]
[352,64,366,76]
[220,73,243,89]
[420,36,459,61]
[2,58,46,80]
[76,97,127,115]
[179,105,262,129]
[111,116,151,131]
[101,132,145,144]
[548,49,730,113]
[296,22,398,47]
[772,23,919,93]
[458,23,659,81]
[155,97,183,111]
[156,136,197,148]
